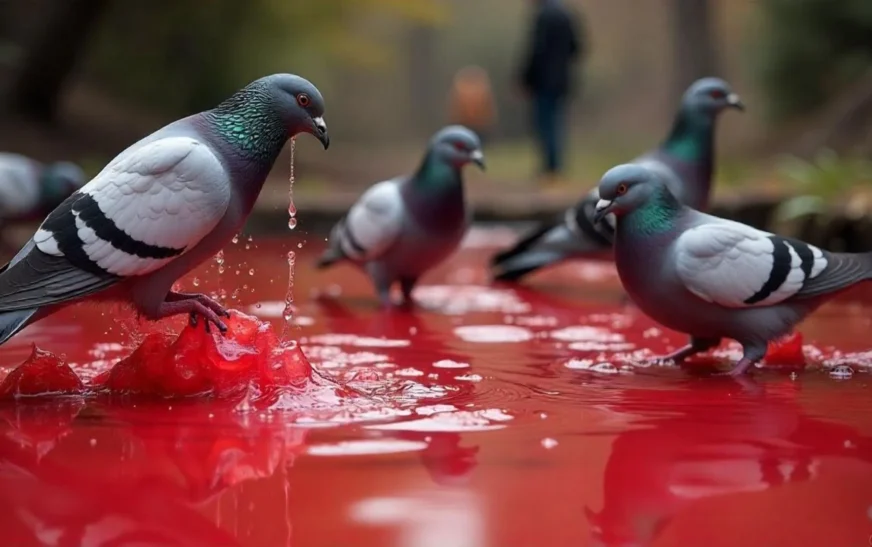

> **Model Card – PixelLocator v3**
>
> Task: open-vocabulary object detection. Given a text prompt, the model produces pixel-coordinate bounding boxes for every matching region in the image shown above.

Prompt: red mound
[0,346,85,398]
[764,332,806,369]
[94,310,312,397]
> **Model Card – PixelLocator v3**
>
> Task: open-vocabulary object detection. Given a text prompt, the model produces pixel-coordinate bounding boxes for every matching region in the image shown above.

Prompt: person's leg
[533,93,559,176]
[551,94,567,175]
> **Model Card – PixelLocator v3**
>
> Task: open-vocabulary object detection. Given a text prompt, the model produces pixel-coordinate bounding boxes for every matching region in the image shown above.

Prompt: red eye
[616,183,628,195]
[709,89,726,99]
[453,142,468,152]
[296,93,310,107]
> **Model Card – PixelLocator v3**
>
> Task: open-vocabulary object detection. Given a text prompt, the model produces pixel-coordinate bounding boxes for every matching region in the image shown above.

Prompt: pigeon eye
[616,183,628,195]
[453,142,468,152]
[296,93,311,107]
[709,90,726,100]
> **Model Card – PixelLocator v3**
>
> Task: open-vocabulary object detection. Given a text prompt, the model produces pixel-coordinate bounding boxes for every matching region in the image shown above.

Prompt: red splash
[764,331,806,369]
[94,310,312,397]
[0,346,84,398]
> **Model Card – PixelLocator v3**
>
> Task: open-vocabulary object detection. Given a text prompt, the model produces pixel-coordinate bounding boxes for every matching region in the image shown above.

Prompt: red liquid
[0,231,870,547]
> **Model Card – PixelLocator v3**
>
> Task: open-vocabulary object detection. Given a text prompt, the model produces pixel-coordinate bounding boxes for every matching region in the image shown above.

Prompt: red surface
[0,229,871,547]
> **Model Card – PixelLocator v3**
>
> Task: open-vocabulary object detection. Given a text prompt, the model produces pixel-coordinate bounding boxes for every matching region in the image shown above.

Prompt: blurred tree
[754,0,872,123]
[671,0,719,100]
[84,0,448,117]
[4,0,109,122]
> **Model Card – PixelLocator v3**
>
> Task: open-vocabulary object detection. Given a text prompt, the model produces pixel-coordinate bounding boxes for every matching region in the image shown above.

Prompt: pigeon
[490,77,744,282]
[0,73,329,346]
[316,125,485,306]
[594,163,872,376]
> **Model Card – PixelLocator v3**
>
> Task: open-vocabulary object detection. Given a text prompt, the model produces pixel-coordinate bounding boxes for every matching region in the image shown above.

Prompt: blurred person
[447,66,498,144]
[518,0,584,185]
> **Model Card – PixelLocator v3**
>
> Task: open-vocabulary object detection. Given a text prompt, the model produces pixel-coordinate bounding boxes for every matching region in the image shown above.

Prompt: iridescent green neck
[662,106,714,162]
[621,188,681,237]
[414,151,461,191]
[205,85,288,164]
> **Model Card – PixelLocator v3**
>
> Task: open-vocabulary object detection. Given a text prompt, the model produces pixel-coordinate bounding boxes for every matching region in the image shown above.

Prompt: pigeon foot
[154,296,228,334]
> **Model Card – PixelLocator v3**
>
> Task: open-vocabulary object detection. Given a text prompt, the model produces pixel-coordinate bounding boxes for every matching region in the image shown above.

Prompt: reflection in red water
[0,230,870,546]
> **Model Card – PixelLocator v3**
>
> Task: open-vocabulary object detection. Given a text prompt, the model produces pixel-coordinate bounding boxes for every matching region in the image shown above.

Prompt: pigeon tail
[0,308,39,346]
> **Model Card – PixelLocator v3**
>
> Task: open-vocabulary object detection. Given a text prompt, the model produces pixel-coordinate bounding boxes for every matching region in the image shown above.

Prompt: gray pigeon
[316,125,485,306]
[0,73,329,345]
[491,77,744,282]
[594,163,872,376]
[0,154,85,222]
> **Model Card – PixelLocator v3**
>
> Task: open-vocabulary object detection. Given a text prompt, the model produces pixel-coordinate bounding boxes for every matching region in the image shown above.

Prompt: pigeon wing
[0,137,231,311]
[674,221,828,308]
[333,179,405,262]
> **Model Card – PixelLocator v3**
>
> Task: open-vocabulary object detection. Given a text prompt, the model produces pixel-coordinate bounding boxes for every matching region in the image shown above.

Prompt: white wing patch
[338,180,404,261]
[35,137,231,277]
[674,221,828,308]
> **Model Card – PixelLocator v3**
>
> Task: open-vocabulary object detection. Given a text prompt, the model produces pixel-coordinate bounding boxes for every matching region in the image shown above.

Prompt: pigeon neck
[205,87,288,166]
[662,106,715,164]
[413,151,463,192]
[620,187,681,237]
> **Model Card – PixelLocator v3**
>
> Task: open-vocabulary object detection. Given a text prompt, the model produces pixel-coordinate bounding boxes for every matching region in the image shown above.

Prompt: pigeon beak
[312,116,330,149]
[726,93,745,111]
[593,199,614,225]
[470,149,486,171]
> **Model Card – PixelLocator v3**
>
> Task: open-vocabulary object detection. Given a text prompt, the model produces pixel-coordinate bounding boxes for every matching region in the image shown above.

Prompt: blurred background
[1,0,872,247]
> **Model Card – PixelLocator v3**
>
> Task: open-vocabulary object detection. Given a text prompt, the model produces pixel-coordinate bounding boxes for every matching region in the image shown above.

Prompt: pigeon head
[40,161,85,208]
[209,73,329,162]
[428,125,486,171]
[594,164,675,224]
[682,77,744,117]
[262,74,329,149]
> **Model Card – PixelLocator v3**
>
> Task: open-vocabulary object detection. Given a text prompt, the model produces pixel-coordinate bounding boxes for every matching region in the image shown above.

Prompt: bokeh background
[1,0,872,244]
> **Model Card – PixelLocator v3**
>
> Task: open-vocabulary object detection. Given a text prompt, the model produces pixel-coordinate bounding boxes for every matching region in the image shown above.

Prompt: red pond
[0,227,871,547]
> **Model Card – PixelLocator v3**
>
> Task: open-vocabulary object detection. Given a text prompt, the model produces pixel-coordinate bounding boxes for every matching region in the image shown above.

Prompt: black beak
[727,93,745,111]
[470,149,486,171]
[313,116,330,150]
[593,199,613,225]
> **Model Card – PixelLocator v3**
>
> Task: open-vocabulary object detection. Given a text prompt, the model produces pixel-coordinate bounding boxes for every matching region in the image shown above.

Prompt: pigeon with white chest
[490,77,744,282]
[594,163,872,376]
[316,125,485,307]
[0,73,329,346]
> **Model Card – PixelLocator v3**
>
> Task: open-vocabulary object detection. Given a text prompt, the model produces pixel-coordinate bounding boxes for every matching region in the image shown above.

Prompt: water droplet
[90,438,97,447]
[255,303,262,309]
[297,241,303,249]
[235,269,240,276]
[247,235,253,242]
[830,365,854,380]
[282,250,297,325]
[287,138,297,231]
[539,412,548,420]
[288,217,298,230]
[243,284,249,290]
[245,244,251,250]
[215,249,225,275]
[231,289,240,301]
[789,371,798,381]
[232,233,240,244]
[541,438,558,450]
[249,268,255,276]
[208,413,215,419]
[192,277,200,287]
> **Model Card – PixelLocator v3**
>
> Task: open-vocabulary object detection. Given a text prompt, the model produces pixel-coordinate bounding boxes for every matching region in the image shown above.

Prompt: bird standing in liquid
[594,163,872,376]
[0,73,329,346]
[491,77,744,283]
[316,125,485,307]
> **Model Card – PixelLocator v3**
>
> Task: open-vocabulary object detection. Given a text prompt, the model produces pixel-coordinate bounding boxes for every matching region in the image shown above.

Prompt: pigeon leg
[367,263,395,308]
[399,277,418,308]
[166,291,231,317]
[656,336,720,364]
[723,342,767,376]
[144,298,228,334]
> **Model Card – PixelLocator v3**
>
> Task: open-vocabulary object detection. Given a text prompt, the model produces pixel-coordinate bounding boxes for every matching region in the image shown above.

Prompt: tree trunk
[5,0,109,123]
[671,0,718,99]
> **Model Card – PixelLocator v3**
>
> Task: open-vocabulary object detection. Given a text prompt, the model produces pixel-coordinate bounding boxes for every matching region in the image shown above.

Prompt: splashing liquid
[215,249,226,275]
[282,139,298,336]
[287,138,298,231]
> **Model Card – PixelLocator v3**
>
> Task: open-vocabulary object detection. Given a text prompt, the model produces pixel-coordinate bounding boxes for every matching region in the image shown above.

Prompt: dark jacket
[519,0,584,97]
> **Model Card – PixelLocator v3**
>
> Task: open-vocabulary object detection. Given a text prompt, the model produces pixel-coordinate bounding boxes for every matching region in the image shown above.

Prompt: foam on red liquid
[0,311,315,399]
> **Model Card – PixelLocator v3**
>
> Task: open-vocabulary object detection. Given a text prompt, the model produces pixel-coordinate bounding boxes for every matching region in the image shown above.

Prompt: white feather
[339,179,404,261]
[35,137,232,277]
[674,220,827,308]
